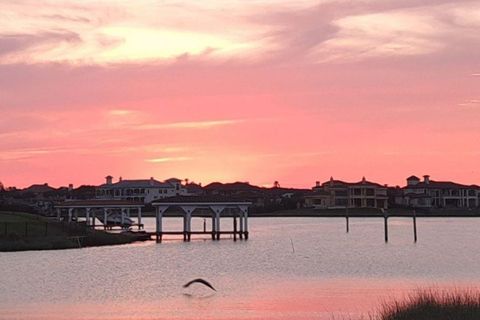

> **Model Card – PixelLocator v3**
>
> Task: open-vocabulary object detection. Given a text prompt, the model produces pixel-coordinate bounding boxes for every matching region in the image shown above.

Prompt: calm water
[1,217,480,320]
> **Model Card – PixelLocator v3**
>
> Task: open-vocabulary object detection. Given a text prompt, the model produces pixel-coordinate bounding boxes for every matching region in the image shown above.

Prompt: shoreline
[0,211,149,252]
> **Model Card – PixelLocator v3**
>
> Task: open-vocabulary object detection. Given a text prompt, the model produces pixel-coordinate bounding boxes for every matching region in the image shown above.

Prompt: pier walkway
[54,197,251,243]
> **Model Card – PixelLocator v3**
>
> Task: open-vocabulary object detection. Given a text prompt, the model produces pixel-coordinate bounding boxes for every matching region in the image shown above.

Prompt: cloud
[458,99,480,109]
[136,119,244,130]
[1,0,479,65]
[145,156,191,163]
[108,109,135,116]
[308,8,453,62]
[0,32,81,57]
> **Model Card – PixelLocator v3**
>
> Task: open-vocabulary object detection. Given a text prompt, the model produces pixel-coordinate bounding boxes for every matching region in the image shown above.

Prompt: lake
[1,217,480,320]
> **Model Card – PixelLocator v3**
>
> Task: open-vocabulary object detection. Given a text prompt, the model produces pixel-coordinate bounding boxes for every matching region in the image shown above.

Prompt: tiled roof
[99,179,173,188]
[404,181,480,190]
[203,182,262,191]
[321,180,385,188]
[24,184,56,193]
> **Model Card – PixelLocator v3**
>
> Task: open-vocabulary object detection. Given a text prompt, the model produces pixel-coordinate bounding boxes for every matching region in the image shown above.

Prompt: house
[95,176,187,203]
[397,175,480,209]
[305,177,388,209]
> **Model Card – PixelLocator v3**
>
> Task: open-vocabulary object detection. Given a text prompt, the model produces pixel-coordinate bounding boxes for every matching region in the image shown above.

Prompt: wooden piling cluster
[344,209,419,243]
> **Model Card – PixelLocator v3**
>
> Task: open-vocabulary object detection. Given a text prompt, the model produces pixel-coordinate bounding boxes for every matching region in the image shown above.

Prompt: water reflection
[1,217,480,319]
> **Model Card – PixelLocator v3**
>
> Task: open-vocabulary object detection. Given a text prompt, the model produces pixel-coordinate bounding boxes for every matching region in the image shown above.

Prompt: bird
[183,278,216,291]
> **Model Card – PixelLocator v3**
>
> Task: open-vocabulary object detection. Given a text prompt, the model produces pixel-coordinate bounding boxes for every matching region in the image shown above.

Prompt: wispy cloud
[458,99,480,108]
[108,109,135,116]
[137,119,244,130]
[145,156,192,163]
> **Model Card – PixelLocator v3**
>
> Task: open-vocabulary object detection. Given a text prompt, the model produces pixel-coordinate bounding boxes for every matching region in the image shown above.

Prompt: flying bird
[183,278,216,291]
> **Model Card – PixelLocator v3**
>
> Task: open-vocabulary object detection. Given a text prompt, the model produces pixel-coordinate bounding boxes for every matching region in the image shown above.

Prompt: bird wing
[183,278,216,291]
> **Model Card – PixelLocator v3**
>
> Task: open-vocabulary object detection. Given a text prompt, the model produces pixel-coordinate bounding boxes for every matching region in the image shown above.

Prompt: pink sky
[1,0,479,188]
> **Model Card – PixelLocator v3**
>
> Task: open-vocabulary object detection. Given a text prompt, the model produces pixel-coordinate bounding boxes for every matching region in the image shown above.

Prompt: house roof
[23,184,56,193]
[98,179,173,188]
[404,180,480,190]
[407,175,420,181]
[321,179,385,188]
[203,182,263,191]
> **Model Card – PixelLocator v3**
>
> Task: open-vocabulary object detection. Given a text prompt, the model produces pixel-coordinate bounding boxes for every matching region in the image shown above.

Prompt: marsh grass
[377,289,480,320]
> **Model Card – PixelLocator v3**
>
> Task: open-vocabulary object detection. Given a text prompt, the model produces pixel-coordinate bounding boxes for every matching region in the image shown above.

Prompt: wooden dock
[55,198,252,243]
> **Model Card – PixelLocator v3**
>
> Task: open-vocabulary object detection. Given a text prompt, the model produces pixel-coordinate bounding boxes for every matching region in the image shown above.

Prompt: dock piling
[383,210,388,243]
[413,210,417,243]
[345,207,350,233]
[233,215,237,241]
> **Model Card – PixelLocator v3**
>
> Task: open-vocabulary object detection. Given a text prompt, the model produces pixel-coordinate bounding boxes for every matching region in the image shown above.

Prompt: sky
[0,0,479,188]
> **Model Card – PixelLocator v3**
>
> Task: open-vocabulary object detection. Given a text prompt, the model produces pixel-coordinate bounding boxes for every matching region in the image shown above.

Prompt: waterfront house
[305,177,388,209]
[396,175,480,209]
[95,176,187,203]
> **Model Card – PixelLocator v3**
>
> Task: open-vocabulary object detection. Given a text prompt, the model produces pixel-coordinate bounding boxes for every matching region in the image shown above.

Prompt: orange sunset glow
[1,0,480,188]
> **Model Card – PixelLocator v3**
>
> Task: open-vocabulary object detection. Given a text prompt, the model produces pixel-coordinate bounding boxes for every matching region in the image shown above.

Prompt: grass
[0,211,149,252]
[376,290,480,320]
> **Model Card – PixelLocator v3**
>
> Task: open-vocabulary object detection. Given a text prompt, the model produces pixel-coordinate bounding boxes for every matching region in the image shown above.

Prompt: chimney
[105,175,113,185]
[68,184,73,191]
[315,181,320,187]
[362,176,366,183]
[119,176,122,182]
[150,177,154,186]
[423,175,430,184]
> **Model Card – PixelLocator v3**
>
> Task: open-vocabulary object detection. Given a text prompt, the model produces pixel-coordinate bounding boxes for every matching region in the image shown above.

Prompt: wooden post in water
[233,215,237,241]
[413,209,417,243]
[239,212,244,240]
[45,222,48,236]
[345,206,350,233]
[25,222,28,237]
[137,207,142,230]
[103,208,108,230]
[187,212,192,242]
[4,222,7,236]
[183,214,187,241]
[211,215,216,240]
[383,209,388,243]
[155,207,160,243]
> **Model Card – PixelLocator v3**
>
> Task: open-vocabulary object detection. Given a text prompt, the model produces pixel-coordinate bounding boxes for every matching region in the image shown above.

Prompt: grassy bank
[377,290,480,320]
[0,211,148,252]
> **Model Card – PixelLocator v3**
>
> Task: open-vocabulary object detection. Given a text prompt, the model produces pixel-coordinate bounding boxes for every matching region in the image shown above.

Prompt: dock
[54,197,251,243]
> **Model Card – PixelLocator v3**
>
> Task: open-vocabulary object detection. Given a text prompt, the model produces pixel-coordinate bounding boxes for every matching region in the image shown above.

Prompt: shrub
[378,289,480,320]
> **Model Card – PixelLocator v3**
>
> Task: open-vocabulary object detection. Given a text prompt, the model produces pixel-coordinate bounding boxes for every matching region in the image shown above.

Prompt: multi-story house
[95,176,187,203]
[398,175,480,209]
[305,177,388,209]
